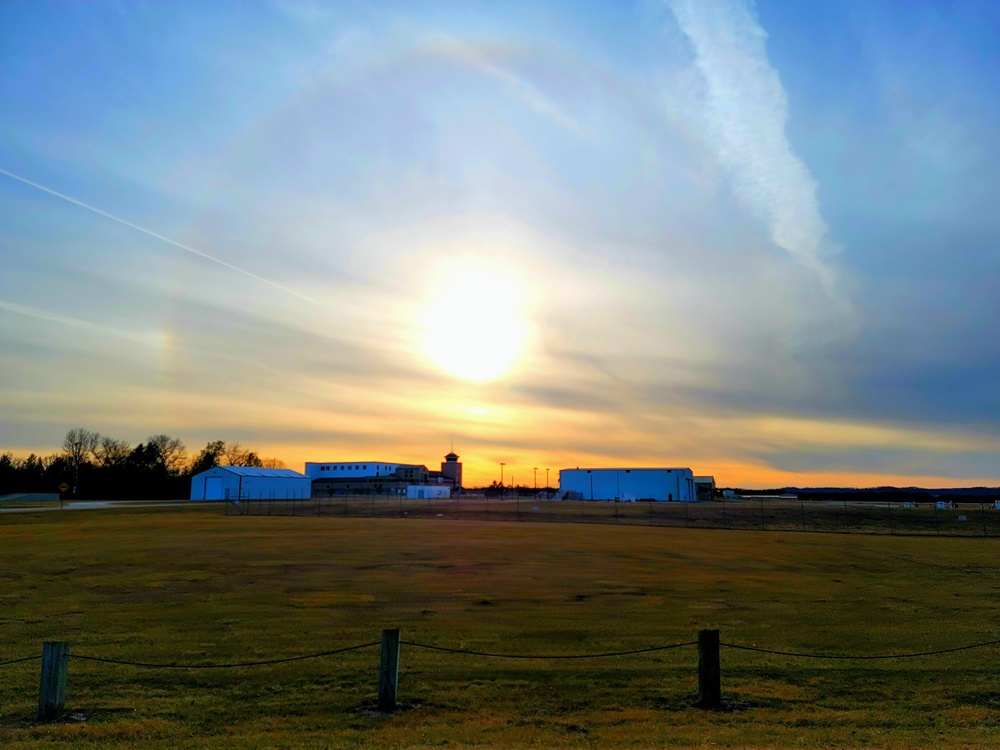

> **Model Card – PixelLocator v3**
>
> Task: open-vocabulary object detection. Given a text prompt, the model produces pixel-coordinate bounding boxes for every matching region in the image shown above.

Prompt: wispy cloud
[0,298,158,346]
[666,0,836,292]
[0,167,319,305]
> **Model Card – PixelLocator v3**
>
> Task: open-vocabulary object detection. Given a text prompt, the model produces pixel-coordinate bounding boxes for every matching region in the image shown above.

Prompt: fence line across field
[8,629,1000,720]
[225,494,1000,538]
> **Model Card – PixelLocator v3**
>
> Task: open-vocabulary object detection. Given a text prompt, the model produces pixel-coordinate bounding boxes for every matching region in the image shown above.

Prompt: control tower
[440,451,463,490]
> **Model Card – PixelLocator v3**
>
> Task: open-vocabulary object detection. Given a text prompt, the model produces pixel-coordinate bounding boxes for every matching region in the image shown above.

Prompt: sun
[420,258,532,381]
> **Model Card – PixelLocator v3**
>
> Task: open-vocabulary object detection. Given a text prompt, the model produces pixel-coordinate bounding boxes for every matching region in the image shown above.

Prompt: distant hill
[793,487,1000,496]
[727,486,1000,501]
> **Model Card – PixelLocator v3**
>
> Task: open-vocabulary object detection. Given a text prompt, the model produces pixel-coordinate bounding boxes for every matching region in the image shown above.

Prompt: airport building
[306,452,462,496]
[694,476,716,502]
[559,467,696,502]
[190,466,311,501]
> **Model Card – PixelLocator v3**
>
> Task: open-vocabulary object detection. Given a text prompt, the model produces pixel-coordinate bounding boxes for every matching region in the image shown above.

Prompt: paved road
[0,500,197,514]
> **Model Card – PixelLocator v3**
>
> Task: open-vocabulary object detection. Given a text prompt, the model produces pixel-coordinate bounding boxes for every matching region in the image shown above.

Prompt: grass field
[2,506,1000,748]
[234,494,1000,537]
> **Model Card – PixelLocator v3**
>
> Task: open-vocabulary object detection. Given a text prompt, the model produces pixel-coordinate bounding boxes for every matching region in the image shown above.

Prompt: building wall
[440,460,462,489]
[440,453,463,489]
[242,476,310,500]
[558,468,695,502]
[694,476,716,502]
[305,462,406,480]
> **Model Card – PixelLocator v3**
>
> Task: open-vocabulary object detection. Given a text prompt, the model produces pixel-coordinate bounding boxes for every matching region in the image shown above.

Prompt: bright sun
[420,258,532,381]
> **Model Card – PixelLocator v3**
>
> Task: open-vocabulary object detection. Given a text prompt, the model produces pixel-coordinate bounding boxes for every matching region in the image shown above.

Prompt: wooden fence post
[378,628,401,712]
[37,641,69,722]
[696,629,721,709]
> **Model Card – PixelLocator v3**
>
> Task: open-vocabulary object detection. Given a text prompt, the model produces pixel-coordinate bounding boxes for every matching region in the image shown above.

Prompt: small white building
[406,485,451,499]
[559,468,696,502]
[190,466,311,501]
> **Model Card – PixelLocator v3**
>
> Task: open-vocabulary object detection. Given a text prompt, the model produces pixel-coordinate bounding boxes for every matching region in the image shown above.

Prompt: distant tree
[188,442,277,472]
[243,451,264,468]
[188,440,225,475]
[62,428,99,495]
[43,454,70,490]
[220,441,254,466]
[0,452,15,494]
[118,442,189,499]
[126,443,163,475]
[146,434,187,475]
[20,453,48,477]
[93,436,131,469]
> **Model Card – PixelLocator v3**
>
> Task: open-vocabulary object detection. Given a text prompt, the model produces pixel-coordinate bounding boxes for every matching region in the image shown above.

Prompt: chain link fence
[226,494,1000,537]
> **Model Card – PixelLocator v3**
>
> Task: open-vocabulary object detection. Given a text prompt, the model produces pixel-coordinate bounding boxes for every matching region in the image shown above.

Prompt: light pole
[546,468,550,494]
[533,467,538,492]
[500,462,506,499]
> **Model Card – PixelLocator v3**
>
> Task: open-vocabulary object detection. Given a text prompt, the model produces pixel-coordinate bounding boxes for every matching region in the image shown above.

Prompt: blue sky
[2,0,999,487]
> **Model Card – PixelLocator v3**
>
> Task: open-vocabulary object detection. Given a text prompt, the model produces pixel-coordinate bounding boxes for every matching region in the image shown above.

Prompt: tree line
[0,428,287,500]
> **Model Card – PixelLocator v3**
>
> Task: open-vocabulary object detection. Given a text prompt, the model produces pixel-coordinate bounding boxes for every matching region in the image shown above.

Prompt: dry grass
[2,505,999,748]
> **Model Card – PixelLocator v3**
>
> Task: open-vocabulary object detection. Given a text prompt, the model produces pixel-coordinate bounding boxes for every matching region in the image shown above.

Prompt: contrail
[666,0,836,294]
[0,167,319,305]
[0,297,158,345]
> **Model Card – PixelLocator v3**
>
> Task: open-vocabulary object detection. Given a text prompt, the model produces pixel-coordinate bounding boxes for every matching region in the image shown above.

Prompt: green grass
[2,506,1000,748]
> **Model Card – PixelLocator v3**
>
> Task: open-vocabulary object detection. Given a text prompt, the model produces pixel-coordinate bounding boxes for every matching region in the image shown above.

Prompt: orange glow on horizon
[6,442,998,492]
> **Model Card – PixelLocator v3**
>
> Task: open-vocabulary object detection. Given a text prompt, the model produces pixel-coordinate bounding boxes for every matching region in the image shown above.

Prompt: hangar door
[204,476,224,500]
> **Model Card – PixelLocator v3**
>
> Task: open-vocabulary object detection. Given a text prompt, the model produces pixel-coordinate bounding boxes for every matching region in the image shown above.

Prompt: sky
[2,0,1000,489]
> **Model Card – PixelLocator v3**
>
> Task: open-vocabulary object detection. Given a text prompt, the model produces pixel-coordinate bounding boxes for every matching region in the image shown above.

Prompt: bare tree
[220,441,250,466]
[146,434,188,475]
[243,451,264,468]
[62,428,99,494]
[93,436,131,469]
[260,457,288,469]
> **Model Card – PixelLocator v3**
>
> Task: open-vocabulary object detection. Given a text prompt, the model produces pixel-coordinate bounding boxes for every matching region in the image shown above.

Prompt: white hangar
[190,466,311,501]
[559,468,696,502]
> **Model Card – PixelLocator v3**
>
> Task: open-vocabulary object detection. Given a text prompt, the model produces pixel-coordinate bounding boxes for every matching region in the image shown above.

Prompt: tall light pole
[546,468,550,492]
[533,467,538,492]
[500,462,506,499]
